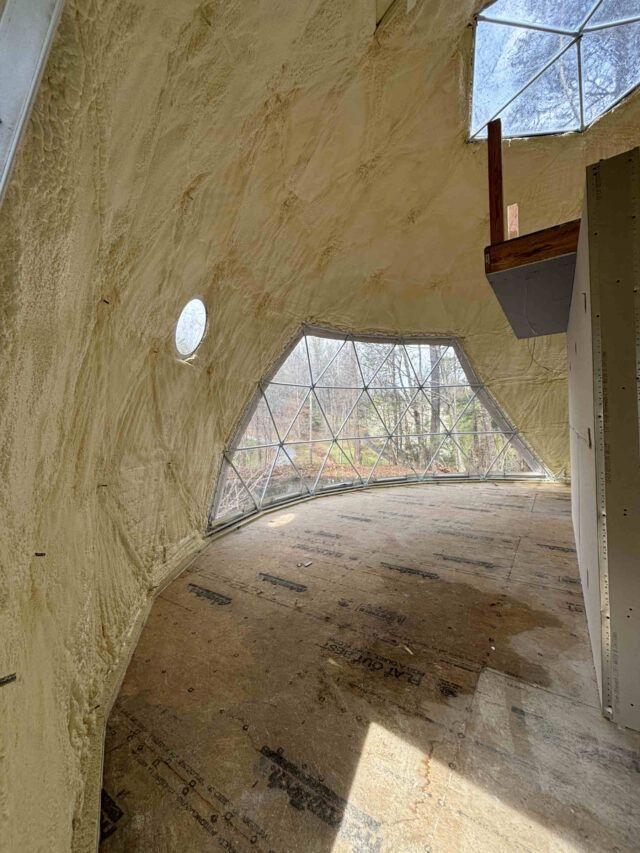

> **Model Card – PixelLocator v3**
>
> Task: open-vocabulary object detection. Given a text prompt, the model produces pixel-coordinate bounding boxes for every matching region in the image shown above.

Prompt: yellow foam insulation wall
[1,1,639,850]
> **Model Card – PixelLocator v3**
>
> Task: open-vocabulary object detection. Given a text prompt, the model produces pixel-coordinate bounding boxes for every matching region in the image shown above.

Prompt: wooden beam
[487,119,505,244]
[484,218,581,275]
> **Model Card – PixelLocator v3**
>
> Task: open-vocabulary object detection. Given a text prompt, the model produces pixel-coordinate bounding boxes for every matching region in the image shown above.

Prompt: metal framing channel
[588,161,613,717]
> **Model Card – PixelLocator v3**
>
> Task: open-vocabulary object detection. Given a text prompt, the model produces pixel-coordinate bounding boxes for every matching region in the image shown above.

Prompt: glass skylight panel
[496,44,581,135]
[472,0,640,138]
[209,332,543,529]
[582,20,640,123]
[588,0,640,27]
[482,0,599,30]
[471,21,571,135]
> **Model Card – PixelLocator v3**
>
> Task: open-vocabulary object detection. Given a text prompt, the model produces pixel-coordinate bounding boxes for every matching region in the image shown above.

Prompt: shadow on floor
[101,483,640,852]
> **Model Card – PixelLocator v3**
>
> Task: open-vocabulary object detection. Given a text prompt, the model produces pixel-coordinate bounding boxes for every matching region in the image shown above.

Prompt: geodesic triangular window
[354,341,394,384]
[229,446,278,506]
[286,440,333,491]
[316,341,361,387]
[307,336,344,383]
[339,436,388,481]
[285,390,333,443]
[370,436,420,481]
[338,391,388,439]
[471,0,640,139]
[236,392,279,448]
[212,461,257,522]
[316,441,362,490]
[395,389,448,437]
[314,386,361,433]
[262,448,307,507]
[209,331,544,529]
[370,344,421,390]
[263,384,309,442]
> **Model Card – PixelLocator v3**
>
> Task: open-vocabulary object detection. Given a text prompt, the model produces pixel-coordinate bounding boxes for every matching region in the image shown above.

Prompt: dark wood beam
[487,119,505,245]
[484,219,581,275]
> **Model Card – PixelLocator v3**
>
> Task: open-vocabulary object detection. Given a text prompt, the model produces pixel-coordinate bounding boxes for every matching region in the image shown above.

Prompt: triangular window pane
[213,462,257,521]
[424,436,469,477]
[306,336,344,383]
[230,446,278,505]
[339,437,387,482]
[587,0,640,27]
[486,438,537,475]
[270,337,310,385]
[338,391,388,439]
[452,432,511,476]
[481,0,598,30]
[314,386,361,434]
[367,388,414,433]
[370,344,420,389]
[316,341,361,387]
[437,346,468,385]
[370,438,419,481]
[582,21,640,126]
[262,448,307,506]
[496,43,581,135]
[395,389,447,437]
[263,384,309,441]
[285,390,333,443]
[436,386,478,432]
[234,393,279,448]
[284,440,332,490]
[402,343,443,383]
[472,21,573,136]
[354,342,394,384]
[390,432,443,475]
[452,393,509,435]
[316,441,361,489]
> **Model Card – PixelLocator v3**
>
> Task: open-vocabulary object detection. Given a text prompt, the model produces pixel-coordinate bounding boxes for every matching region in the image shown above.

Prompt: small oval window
[175,298,207,358]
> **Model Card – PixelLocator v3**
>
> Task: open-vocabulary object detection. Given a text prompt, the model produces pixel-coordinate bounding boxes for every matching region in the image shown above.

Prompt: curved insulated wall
[209,329,544,530]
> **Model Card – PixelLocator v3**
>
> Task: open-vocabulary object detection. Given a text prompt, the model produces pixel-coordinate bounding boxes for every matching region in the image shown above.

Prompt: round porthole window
[175,298,207,358]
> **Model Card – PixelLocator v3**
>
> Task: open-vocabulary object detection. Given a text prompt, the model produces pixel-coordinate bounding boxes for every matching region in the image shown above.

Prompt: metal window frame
[208,327,547,532]
[468,0,640,141]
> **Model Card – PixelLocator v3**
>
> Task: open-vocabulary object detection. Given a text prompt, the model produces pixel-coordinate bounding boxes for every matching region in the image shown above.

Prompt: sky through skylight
[471,0,640,138]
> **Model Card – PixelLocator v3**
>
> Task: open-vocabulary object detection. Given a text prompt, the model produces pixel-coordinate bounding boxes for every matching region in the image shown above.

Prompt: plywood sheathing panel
[102,483,640,852]
[2,0,640,848]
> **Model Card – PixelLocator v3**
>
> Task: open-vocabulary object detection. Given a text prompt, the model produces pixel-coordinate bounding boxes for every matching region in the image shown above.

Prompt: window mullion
[577,36,586,130]
[477,14,576,37]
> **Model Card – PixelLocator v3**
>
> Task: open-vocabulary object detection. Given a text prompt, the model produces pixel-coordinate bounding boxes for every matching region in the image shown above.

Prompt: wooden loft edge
[484,218,581,275]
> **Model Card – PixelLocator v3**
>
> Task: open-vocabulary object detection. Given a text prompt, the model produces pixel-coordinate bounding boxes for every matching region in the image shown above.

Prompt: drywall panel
[567,200,602,697]
[587,149,640,731]
[570,150,640,730]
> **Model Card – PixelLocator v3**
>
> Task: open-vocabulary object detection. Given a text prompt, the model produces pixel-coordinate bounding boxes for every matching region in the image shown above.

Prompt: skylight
[471,0,640,139]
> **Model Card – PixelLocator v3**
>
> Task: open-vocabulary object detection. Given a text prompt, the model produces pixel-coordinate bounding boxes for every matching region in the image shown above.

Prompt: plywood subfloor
[101,483,640,852]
